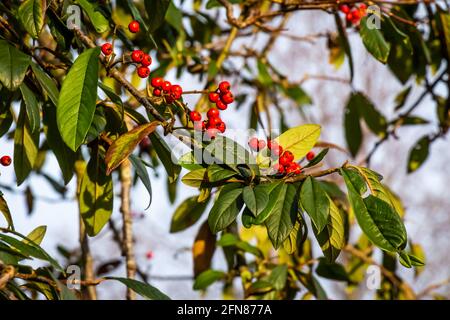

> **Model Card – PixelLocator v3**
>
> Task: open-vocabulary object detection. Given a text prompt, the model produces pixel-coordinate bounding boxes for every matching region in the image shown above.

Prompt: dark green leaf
[242,185,269,217]
[14,104,40,186]
[207,164,236,182]
[129,154,152,210]
[0,195,14,230]
[208,184,244,233]
[300,177,329,233]
[0,40,31,91]
[304,148,328,168]
[107,277,170,300]
[407,136,430,173]
[57,47,100,151]
[355,92,387,138]
[30,62,59,106]
[20,83,41,133]
[170,196,208,233]
[344,93,362,157]
[360,16,391,63]
[149,132,181,183]
[145,0,170,32]
[268,265,288,291]
[316,259,349,282]
[193,270,225,290]
[394,86,412,111]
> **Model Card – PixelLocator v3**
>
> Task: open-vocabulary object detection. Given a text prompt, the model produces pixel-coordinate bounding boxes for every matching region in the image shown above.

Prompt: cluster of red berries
[339,3,367,25]
[208,81,234,110]
[150,77,183,103]
[0,155,11,167]
[100,20,152,78]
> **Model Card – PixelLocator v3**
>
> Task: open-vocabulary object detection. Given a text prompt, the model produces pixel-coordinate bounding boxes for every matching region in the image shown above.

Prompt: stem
[119,118,136,300]
[75,160,97,300]
[182,90,210,95]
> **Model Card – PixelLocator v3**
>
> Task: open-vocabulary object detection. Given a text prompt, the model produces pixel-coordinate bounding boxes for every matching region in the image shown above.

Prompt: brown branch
[417,277,450,299]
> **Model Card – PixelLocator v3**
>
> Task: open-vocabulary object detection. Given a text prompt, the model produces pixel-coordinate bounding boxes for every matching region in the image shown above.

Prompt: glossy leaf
[360,16,391,63]
[0,40,31,91]
[242,185,269,217]
[14,104,40,186]
[107,277,170,300]
[79,149,114,236]
[265,183,298,249]
[170,196,208,233]
[304,148,328,168]
[344,93,362,157]
[354,92,387,138]
[77,0,110,33]
[300,177,329,233]
[19,83,40,133]
[145,0,170,32]
[149,132,181,183]
[18,0,46,39]
[274,124,321,161]
[43,102,76,184]
[30,62,59,106]
[105,121,158,175]
[57,47,100,151]
[208,184,244,233]
[193,270,225,290]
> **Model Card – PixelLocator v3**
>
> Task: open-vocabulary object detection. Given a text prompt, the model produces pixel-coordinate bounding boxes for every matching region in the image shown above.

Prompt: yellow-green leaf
[23,225,46,245]
[105,121,159,175]
[0,195,14,230]
[18,0,46,39]
[275,124,321,161]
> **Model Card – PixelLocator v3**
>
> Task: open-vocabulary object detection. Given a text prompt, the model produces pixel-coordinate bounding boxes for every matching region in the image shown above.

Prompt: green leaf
[265,183,298,249]
[313,197,346,262]
[23,225,46,245]
[344,93,362,157]
[244,182,284,225]
[407,136,430,173]
[77,0,110,33]
[316,259,349,282]
[107,277,170,300]
[208,184,244,233]
[30,62,59,106]
[177,151,203,171]
[0,40,31,91]
[300,177,329,233]
[401,116,429,126]
[129,155,152,210]
[394,86,412,111]
[335,13,354,80]
[283,219,303,254]
[149,132,181,183]
[18,0,46,39]
[274,124,321,161]
[205,136,255,171]
[145,0,171,32]
[193,270,225,290]
[360,16,391,63]
[43,102,76,184]
[181,169,207,188]
[19,83,40,133]
[207,164,236,182]
[438,11,450,61]
[165,2,183,33]
[281,85,312,106]
[105,121,159,175]
[98,82,123,120]
[268,265,288,291]
[79,148,114,236]
[341,169,407,252]
[170,196,208,233]
[354,92,387,138]
[85,106,107,144]
[382,16,412,53]
[0,100,13,138]
[0,195,14,230]
[14,104,40,186]
[257,59,273,86]
[57,47,100,151]
[242,185,269,217]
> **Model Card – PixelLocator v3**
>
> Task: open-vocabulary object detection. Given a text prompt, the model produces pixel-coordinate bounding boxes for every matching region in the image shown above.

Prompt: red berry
[189,111,202,122]
[286,162,301,175]
[217,121,226,133]
[268,140,283,157]
[146,251,154,260]
[216,100,227,110]
[131,50,144,63]
[306,151,315,161]
[137,66,150,78]
[101,43,113,56]
[170,85,182,95]
[151,77,164,88]
[282,151,294,163]
[218,81,231,93]
[140,137,150,149]
[165,96,175,104]
[221,92,234,104]
[141,54,152,67]
[346,12,353,21]
[279,154,291,167]
[272,163,285,174]
[248,137,260,151]
[207,108,220,119]
[153,88,162,96]
[209,92,220,103]
[128,20,140,33]
[209,116,222,128]
[359,3,367,10]
[267,139,276,150]
[339,4,350,14]
[0,155,11,166]
[351,8,360,19]
[258,139,266,150]
[162,81,171,92]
